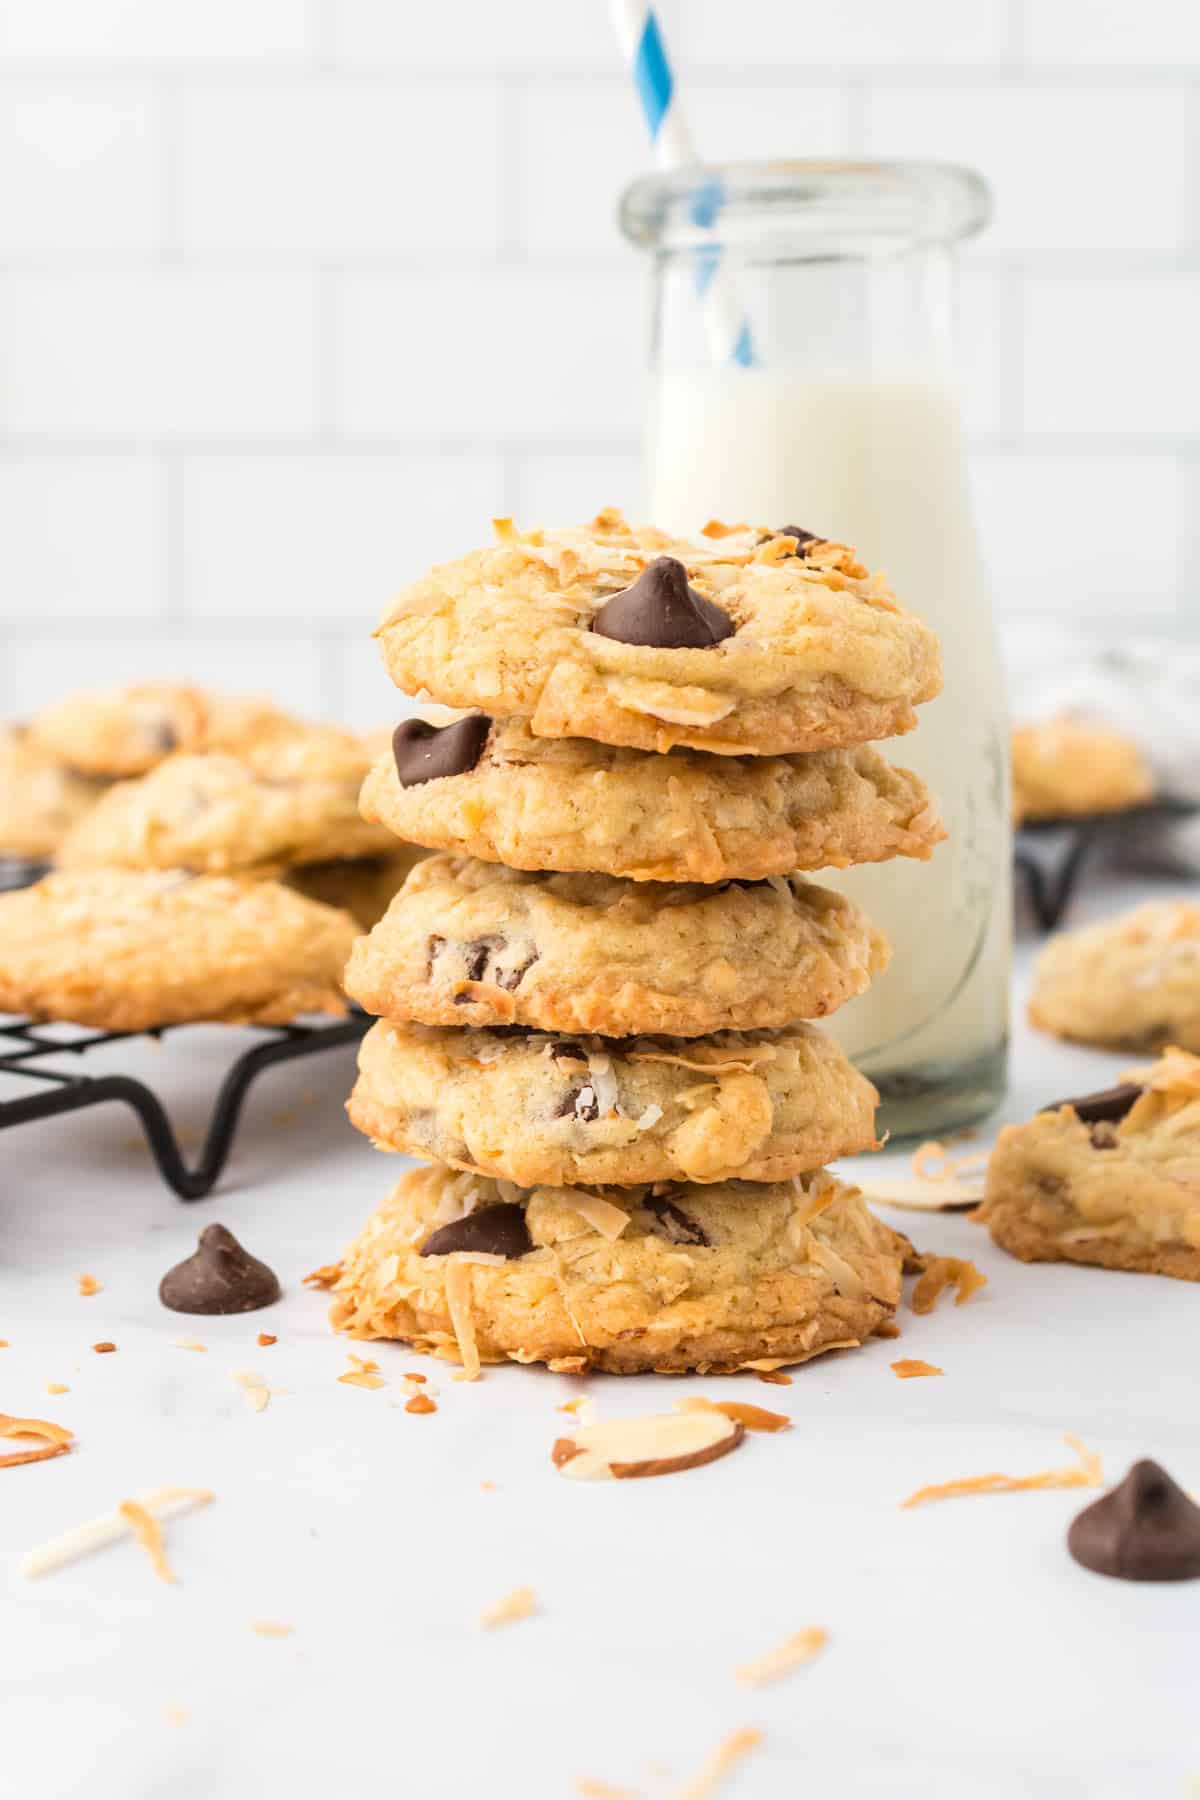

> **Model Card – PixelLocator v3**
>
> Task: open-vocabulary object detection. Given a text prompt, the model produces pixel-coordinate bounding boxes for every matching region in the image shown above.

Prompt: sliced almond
[677,1396,791,1434]
[552,1410,744,1482]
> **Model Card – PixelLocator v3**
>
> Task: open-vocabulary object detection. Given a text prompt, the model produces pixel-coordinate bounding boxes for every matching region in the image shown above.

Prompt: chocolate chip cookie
[0,724,107,858]
[1029,901,1200,1053]
[58,728,393,873]
[347,1019,879,1187]
[375,511,942,757]
[0,869,358,1030]
[343,853,889,1038]
[978,1050,1200,1280]
[363,715,944,883]
[1012,715,1153,824]
[329,1162,907,1374]
[27,682,295,778]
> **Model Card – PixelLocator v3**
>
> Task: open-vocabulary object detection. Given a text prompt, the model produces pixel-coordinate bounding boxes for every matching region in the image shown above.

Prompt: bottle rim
[620,158,991,253]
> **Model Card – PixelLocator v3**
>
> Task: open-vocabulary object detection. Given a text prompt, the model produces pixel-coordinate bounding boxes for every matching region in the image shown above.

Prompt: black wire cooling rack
[1015,798,1199,932]
[0,1012,369,1200]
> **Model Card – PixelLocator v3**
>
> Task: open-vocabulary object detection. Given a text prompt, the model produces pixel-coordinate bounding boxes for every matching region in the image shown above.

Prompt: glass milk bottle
[621,161,1009,1136]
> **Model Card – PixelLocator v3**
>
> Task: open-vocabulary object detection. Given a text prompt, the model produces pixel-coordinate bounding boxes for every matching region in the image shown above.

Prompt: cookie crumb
[302,1264,341,1290]
[230,1369,273,1412]
[902,1433,1102,1509]
[755,1370,792,1386]
[735,1626,827,1687]
[76,1274,101,1297]
[405,1392,437,1415]
[45,1382,70,1396]
[891,1360,943,1379]
[92,1341,117,1354]
[338,1354,385,1391]
[257,1333,276,1347]
[478,1585,537,1630]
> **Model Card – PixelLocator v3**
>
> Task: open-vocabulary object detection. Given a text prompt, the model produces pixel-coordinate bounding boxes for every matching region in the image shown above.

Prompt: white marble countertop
[2,874,1196,1800]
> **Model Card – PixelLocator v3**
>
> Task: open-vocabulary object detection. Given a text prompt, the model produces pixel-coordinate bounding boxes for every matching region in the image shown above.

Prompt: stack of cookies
[330,510,945,1378]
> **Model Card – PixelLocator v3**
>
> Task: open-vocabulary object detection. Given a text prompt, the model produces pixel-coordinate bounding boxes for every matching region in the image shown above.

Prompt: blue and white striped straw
[609,0,754,367]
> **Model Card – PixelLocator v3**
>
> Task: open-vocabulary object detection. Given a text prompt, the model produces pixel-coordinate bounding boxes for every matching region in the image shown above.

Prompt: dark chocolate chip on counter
[420,1205,533,1260]
[644,1195,709,1247]
[592,556,734,649]
[1043,1083,1144,1125]
[159,1224,281,1315]
[1068,1459,1200,1582]
[392,714,491,787]
[779,525,818,553]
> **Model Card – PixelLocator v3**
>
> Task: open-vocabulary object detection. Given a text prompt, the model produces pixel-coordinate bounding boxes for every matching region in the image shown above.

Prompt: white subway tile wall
[0,0,1195,725]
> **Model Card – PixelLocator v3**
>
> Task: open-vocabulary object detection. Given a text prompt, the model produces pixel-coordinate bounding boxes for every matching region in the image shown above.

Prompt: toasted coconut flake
[93,1341,117,1354]
[901,1433,1102,1510]
[756,1370,793,1387]
[478,1585,537,1630]
[790,1174,845,1231]
[45,1382,69,1396]
[249,1620,294,1638]
[558,1395,597,1424]
[302,1263,341,1290]
[634,1103,664,1130]
[230,1368,274,1412]
[165,1703,189,1728]
[118,1499,175,1584]
[338,1353,385,1391]
[875,1320,902,1340]
[257,1333,277,1347]
[891,1359,943,1379]
[575,1781,636,1800]
[672,1727,763,1799]
[445,1256,482,1382]
[735,1626,827,1687]
[806,1236,868,1300]
[677,1396,791,1434]
[20,1485,213,1579]
[911,1256,987,1315]
[627,1047,769,1075]
[553,1410,744,1482]
[76,1273,101,1297]
[564,1191,631,1241]
[854,1173,983,1213]
[406,1392,437,1415]
[0,1413,73,1471]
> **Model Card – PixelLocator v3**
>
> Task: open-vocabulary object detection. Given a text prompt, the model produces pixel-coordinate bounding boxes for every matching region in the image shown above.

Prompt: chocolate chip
[494,951,539,992]
[420,1204,532,1260]
[554,1085,600,1122]
[1068,1460,1200,1581]
[158,1224,281,1316]
[548,1040,587,1064]
[592,557,733,649]
[644,1195,709,1246]
[392,715,491,787]
[779,525,818,554]
[1043,1082,1144,1125]
[151,722,179,753]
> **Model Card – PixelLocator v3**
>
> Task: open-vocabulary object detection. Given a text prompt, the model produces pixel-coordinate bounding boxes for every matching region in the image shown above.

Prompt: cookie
[1029,901,1200,1053]
[0,725,106,859]
[343,853,889,1038]
[347,1019,879,1187]
[375,511,942,757]
[978,1049,1200,1281]
[27,683,315,779]
[1012,715,1153,824]
[329,1162,906,1374]
[286,846,427,931]
[363,716,945,883]
[58,728,393,873]
[0,869,358,1030]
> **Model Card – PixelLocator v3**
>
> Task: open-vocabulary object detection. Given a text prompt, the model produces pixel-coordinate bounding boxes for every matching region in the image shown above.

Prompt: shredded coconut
[20,1486,213,1579]
[562,1191,631,1241]
[901,1434,1102,1509]
[670,1727,763,1800]
[477,1585,537,1630]
[891,1359,943,1379]
[0,1413,73,1470]
[735,1626,827,1687]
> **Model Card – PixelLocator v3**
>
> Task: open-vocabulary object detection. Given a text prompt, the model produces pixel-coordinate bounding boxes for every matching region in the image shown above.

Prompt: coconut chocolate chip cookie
[375,511,942,757]
[0,869,358,1030]
[362,714,944,884]
[329,1162,907,1375]
[0,725,107,859]
[347,1019,879,1187]
[1012,714,1153,824]
[1029,901,1200,1053]
[58,727,394,873]
[343,853,889,1038]
[26,682,296,778]
[978,1049,1200,1281]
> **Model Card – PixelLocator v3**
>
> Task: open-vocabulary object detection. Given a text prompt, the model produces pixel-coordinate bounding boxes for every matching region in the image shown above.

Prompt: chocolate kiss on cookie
[1068,1459,1200,1581]
[393,715,491,787]
[1044,1082,1143,1124]
[420,1204,532,1260]
[592,556,734,649]
[159,1223,281,1315]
